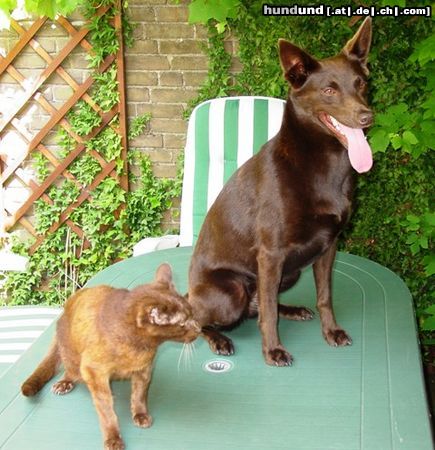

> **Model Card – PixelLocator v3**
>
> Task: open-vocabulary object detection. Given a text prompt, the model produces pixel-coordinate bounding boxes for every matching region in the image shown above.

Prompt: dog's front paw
[52,380,75,395]
[264,347,293,367]
[324,328,352,347]
[104,436,125,450]
[209,335,234,356]
[133,413,153,428]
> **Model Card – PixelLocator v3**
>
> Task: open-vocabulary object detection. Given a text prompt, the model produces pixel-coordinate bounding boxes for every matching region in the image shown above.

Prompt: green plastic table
[0,247,432,449]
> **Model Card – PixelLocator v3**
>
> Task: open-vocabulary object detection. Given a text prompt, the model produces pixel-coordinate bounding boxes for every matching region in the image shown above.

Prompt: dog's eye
[323,87,336,96]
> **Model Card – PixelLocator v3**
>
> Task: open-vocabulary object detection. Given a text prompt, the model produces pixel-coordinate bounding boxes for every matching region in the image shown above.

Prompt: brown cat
[21,263,200,450]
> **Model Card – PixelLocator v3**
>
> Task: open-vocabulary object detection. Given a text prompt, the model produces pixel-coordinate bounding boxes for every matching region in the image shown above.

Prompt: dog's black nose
[359,111,373,127]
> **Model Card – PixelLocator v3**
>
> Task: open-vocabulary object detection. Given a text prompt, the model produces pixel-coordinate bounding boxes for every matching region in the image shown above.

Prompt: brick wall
[125,0,210,229]
[0,1,221,234]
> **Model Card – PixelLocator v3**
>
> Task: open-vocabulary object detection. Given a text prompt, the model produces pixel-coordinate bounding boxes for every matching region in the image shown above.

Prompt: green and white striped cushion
[179,96,286,246]
[0,306,61,377]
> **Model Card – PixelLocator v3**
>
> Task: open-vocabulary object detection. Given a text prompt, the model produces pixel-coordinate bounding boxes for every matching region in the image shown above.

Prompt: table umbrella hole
[203,360,234,373]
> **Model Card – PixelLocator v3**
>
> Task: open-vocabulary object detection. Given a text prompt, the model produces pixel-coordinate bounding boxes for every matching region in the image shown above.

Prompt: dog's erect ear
[278,39,320,89]
[342,17,372,73]
[154,263,173,286]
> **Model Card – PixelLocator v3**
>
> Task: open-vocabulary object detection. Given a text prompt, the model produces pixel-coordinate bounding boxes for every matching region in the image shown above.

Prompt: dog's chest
[312,195,352,230]
[282,206,348,272]
[281,188,352,271]
[309,164,354,230]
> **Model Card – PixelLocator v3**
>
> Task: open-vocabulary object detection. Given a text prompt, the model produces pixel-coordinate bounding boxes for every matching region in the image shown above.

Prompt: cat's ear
[136,306,184,328]
[154,263,173,286]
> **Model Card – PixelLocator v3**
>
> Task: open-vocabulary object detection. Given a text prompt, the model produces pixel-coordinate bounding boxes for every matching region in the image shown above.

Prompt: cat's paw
[264,347,293,367]
[323,328,352,347]
[104,436,125,450]
[133,413,153,428]
[52,380,75,395]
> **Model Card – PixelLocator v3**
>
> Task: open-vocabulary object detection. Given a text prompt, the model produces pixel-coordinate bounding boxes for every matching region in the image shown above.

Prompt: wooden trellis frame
[0,3,128,256]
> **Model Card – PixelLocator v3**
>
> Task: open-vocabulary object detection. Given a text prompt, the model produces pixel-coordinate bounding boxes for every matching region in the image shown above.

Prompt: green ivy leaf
[56,0,81,16]
[189,0,239,24]
[424,212,435,227]
[420,120,435,135]
[419,236,429,249]
[423,255,435,276]
[402,130,419,146]
[24,0,55,18]
[390,134,402,150]
[0,0,16,13]
[406,234,418,244]
[409,34,435,67]
[422,95,435,118]
[369,129,389,153]
[389,103,409,116]
[421,315,435,331]
[21,0,81,18]
[215,20,227,34]
[410,242,420,254]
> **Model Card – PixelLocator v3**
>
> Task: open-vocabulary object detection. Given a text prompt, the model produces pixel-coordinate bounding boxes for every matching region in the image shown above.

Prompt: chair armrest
[132,235,180,257]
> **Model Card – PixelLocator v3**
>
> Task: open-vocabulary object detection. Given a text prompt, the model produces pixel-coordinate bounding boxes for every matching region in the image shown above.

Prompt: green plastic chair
[0,305,61,377]
[133,96,285,254]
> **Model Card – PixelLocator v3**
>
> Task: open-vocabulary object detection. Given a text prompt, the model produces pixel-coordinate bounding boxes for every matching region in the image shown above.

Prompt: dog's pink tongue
[338,122,373,173]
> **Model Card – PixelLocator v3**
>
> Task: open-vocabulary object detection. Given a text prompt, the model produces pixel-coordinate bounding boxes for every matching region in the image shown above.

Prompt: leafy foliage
[34,181,80,234]
[2,0,181,306]
[188,0,239,33]
[87,124,122,163]
[127,151,180,242]
[69,153,102,186]
[83,5,119,68]
[128,113,152,140]
[0,0,82,21]
[91,66,120,112]
[69,101,102,136]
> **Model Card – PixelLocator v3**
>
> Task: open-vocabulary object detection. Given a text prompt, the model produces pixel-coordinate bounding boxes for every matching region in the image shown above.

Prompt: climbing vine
[2,1,180,305]
[189,0,434,339]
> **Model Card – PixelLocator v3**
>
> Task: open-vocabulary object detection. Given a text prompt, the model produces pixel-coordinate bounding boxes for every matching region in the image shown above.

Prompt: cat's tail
[21,338,61,396]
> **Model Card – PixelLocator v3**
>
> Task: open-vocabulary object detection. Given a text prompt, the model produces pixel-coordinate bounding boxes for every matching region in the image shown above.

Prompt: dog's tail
[21,338,61,396]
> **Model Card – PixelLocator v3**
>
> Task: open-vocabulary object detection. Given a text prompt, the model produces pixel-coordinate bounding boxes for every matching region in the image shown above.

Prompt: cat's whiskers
[186,342,194,364]
[177,342,195,372]
[187,342,195,367]
[177,343,186,372]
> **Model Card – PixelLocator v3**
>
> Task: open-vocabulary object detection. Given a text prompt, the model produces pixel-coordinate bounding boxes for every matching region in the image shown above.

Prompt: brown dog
[188,18,373,366]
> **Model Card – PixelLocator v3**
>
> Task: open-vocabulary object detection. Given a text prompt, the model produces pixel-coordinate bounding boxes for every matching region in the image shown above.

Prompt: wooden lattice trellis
[0,4,128,256]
